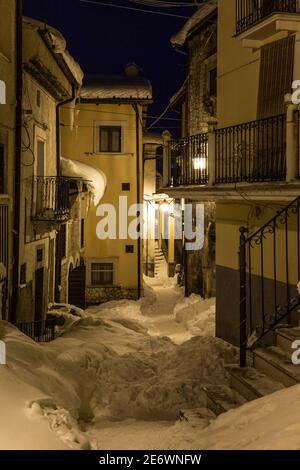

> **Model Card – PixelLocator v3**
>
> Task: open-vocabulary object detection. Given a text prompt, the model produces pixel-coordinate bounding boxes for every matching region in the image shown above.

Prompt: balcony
[168,133,209,187]
[236,0,300,42]
[32,176,72,223]
[166,108,300,195]
[215,114,286,183]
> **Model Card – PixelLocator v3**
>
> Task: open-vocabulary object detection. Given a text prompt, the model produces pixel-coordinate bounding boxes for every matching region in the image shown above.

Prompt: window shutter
[257,35,295,119]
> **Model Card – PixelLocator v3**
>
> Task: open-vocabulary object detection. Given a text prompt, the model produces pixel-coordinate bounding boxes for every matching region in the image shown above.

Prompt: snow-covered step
[276,327,300,354]
[179,408,216,428]
[203,385,246,416]
[253,346,300,387]
[227,365,284,401]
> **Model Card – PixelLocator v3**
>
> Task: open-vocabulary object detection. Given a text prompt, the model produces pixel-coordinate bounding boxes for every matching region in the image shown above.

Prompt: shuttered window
[257,35,295,119]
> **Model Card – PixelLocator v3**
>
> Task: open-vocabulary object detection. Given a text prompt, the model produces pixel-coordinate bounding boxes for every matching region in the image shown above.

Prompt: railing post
[162,130,172,187]
[208,118,218,187]
[239,226,248,368]
[285,93,298,182]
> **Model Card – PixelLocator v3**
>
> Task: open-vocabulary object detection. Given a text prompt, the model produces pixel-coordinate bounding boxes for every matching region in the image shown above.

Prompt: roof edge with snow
[171,1,217,47]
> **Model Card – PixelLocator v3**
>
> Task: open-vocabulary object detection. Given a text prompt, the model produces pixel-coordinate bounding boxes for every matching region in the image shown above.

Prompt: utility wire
[79,0,190,18]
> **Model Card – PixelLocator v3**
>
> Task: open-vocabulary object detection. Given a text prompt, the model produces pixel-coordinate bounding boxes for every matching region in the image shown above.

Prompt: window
[36,140,45,176]
[125,245,134,254]
[122,183,131,191]
[20,264,26,285]
[0,144,4,194]
[36,248,44,263]
[91,263,114,286]
[209,68,217,97]
[99,126,122,153]
[81,219,85,248]
[59,224,67,259]
[257,36,295,119]
[36,90,41,108]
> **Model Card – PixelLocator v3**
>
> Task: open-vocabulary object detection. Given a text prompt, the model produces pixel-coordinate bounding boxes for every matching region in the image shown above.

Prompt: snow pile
[0,296,237,449]
[174,295,216,337]
[0,366,68,450]
[164,383,300,450]
[61,157,107,205]
[171,1,217,47]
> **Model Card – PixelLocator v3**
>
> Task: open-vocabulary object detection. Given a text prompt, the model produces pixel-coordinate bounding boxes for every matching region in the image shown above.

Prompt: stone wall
[86,286,141,305]
[187,21,217,136]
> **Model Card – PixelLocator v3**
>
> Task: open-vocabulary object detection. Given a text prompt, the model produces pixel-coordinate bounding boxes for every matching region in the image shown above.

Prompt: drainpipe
[134,104,142,300]
[11,0,23,324]
[54,86,76,302]
[56,85,76,176]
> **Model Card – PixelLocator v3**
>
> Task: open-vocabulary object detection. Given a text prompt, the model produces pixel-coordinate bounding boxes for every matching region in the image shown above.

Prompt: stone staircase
[154,244,167,277]
[202,324,300,416]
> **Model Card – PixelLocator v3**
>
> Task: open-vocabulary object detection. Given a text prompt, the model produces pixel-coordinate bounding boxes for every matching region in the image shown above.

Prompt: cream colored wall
[216,201,299,285]
[218,0,260,127]
[61,103,143,290]
[218,0,292,128]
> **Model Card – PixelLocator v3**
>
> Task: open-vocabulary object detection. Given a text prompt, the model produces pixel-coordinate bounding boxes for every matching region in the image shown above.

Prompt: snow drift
[61,157,107,205]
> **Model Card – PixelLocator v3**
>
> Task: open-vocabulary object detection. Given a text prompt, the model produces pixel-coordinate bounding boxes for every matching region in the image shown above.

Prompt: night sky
[22,0,199,133]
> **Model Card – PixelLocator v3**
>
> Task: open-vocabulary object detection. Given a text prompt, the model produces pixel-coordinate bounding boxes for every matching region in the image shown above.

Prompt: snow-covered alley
[2,275,300,450]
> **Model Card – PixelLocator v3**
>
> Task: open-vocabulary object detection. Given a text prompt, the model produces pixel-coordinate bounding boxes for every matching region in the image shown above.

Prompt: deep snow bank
[0,298,237,449]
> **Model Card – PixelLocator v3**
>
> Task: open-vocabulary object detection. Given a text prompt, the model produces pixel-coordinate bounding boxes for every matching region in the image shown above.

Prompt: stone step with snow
[253,346,300,387]
[202,384,246,416]
[227,365,285,401]
[276,327,300,354]
[178,408,216,428]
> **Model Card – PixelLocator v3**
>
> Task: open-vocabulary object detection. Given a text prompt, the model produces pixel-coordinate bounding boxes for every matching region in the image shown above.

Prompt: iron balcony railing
[168,133,208,187]
[17,319,56,343]
[236,0,298,35]
[239,197,300,367]
[215,114,286,184]
[32,176,72,222]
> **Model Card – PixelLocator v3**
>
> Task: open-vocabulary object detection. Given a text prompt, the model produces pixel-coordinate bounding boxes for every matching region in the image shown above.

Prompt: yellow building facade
[61,73,152,303]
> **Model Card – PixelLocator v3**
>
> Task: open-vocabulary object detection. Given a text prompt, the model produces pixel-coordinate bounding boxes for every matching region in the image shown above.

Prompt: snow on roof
[171,1,217,47]
[61,157,107,206]
[23,17,84,86]
[80,75,152,101]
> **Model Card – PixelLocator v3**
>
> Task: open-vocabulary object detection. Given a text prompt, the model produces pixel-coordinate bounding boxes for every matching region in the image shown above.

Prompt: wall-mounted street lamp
[193,156,207,171]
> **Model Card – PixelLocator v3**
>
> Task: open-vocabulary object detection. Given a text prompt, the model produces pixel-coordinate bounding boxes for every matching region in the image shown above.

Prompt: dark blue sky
[23,0,198,132]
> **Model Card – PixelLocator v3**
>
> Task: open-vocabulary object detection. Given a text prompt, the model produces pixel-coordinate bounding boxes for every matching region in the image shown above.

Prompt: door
[34,268,44,322]
[68,265,86,310]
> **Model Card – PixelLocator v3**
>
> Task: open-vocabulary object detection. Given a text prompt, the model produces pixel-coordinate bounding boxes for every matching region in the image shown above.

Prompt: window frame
[87,258,118,287]
[94,121,125,155]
